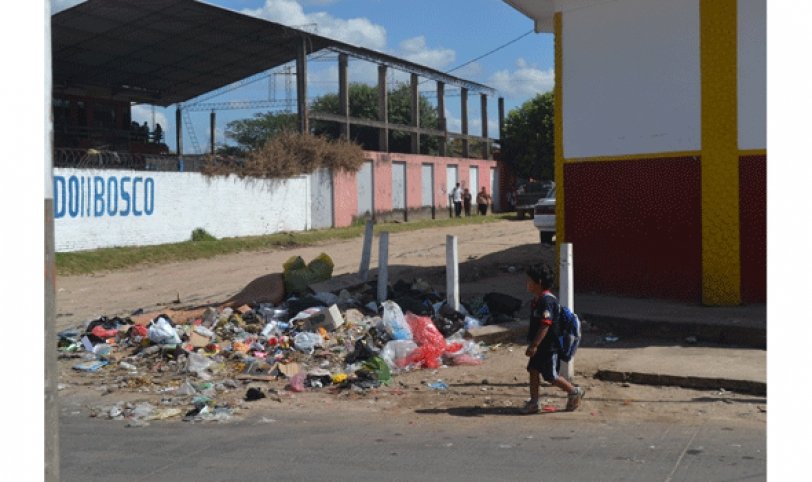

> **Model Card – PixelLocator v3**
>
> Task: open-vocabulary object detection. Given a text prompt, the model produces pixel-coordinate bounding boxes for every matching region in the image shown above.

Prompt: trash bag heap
[55,253,521,424]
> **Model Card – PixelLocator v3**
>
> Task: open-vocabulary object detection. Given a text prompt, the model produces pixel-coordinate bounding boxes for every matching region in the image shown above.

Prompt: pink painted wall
[331,151,498,227]
[333,169,358,228]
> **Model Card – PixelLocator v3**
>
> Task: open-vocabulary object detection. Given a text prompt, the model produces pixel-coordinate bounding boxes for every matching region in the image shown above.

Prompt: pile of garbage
[56,253,525,425]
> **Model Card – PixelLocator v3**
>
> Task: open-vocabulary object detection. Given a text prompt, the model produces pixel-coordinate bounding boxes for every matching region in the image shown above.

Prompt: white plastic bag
[187,352,213,379]
[464,316,481,330]
[148,317,181,345]
[293,332,324,354]
[381,301,412,340]
[380,339,419,373]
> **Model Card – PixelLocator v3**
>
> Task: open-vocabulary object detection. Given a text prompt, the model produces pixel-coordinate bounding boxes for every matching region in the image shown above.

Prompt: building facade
[504,0,766,305]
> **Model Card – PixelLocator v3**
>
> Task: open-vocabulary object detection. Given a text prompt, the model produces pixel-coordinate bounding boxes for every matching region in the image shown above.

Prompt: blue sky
[52,0,555,153]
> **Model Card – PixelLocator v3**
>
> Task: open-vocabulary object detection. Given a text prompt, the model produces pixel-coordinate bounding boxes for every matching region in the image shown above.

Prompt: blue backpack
[544,293,582,362]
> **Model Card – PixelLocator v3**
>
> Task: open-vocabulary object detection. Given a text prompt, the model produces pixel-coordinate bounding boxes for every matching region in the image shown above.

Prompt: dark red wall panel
[739,155,767,303]
[564,157,702,301]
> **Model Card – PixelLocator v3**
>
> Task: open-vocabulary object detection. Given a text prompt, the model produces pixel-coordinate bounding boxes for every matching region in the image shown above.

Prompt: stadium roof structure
[52,0,496,107]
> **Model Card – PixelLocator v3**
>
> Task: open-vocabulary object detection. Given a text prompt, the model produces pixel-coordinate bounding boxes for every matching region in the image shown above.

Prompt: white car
[533,186,556,244]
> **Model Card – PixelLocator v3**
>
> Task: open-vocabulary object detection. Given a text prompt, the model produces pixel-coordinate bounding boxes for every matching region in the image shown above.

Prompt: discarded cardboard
[305,305,343,331]
[309,273,367,294]
[277,362,303,377]
[189,332,210,348]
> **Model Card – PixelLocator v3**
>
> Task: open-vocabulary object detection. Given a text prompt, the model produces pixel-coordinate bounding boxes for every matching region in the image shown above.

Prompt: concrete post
[437,81,447,156]
[339,53,349,140]
[359,220,374,282]
[378,65,389,152]
[461,88,469,158]
[446,235,460,311]
[296,36,309,134]
[410,73,420,154]
[480,94,489,159]
[559,242,575,381]
[175,106,183,157]
[378,231,389,302]
[45,2,60,479]
[210,110,216,155]
[498,97,505,140]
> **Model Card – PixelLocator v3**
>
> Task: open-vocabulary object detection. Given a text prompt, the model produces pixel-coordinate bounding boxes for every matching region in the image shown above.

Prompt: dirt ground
[55,219,766,427]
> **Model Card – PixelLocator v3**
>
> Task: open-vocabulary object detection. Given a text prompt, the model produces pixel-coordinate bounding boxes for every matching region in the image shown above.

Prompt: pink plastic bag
[289,370,307,392]
[452,354,482,366]
[399,314,464,369]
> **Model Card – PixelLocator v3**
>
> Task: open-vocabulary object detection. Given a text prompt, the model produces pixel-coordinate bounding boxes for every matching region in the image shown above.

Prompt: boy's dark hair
[527,263,555,290]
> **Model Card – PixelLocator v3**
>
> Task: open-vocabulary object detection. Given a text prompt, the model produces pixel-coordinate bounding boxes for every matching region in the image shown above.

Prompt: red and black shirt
[527,290,560,353]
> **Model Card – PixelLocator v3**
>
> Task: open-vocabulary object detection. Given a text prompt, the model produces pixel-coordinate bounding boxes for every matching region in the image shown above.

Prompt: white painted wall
[738,0,767,150]
[53,168,309,252]
[561,0,701,158]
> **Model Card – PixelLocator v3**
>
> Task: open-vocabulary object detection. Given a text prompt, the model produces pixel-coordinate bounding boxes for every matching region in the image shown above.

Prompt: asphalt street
[60,409,766,482]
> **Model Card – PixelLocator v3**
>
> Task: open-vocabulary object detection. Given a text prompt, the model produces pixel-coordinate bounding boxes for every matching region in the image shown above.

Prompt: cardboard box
[305,304,343,331]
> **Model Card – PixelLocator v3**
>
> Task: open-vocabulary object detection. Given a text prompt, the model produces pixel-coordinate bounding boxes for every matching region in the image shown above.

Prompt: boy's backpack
[543,293,582,362]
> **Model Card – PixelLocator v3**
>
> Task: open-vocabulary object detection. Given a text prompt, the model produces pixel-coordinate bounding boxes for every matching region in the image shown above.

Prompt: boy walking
[521,264,586,413]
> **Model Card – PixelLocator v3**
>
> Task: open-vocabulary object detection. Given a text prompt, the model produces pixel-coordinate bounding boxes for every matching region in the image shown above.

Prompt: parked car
[533,186,556,244]
[515,181,554,219]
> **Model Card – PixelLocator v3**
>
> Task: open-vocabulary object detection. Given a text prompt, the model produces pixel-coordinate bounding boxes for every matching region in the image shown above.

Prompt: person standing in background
[463,188,472,217]
[476,187,491,215]
[451,183,463,218]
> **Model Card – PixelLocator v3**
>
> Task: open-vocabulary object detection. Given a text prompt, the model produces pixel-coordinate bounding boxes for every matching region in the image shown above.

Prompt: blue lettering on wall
[132,177,143,216]
[94,176,105,217]
[144,178,155,215]
[53,173,156,219]
[107,177,118,216]
[68,176,79,217]
[120,177,131,216]
[54,177,66,218]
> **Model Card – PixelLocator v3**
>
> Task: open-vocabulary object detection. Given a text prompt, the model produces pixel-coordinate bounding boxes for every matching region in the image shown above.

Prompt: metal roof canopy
[52,0,495,108]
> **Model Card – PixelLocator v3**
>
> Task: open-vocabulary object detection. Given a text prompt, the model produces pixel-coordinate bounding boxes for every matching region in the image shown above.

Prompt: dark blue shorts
[527,350,560,383]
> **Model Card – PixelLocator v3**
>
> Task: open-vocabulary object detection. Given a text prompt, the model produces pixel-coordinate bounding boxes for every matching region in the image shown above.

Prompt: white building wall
[53,168,309,252]
[561,0,701,158]
[738,0,767,150]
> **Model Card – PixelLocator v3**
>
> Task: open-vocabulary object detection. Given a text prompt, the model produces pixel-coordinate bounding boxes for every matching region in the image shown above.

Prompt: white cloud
[51,0,85,14]
[243,0,386,50]
[397,36,455,71]
[301,0,340,5]
[488,64,554,99]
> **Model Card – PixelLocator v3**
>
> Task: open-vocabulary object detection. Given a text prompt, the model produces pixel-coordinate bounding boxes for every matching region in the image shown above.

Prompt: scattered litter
[605,334,619,343]
[428,382,449,390]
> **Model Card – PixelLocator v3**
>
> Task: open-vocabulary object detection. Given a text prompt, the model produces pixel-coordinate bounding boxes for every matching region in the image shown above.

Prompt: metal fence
[53,149,215,172]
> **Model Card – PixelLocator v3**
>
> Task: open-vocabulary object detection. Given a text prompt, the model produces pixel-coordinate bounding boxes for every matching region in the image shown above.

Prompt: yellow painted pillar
[700,0,741,305]
[554,12,564,258]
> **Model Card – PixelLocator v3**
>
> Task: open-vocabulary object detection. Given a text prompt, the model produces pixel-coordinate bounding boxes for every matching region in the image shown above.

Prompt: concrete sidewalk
[467,292,767,395]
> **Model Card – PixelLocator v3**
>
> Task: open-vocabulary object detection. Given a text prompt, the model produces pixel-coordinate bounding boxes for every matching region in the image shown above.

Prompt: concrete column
[410,73,420,154]
[339,53,349,140]
[210,111,216,155]
[461,88,469,158]
[45,3,60,479]
[559,242,575,381]
[175,107,183,156]
[498,97,505,140]
[446,235,460,311]
[378,65,388,152]
[378,231,390,302]
[296,36,309,134]
[359,220,374,281]
[437,81,447,156]
[481,94,489,160]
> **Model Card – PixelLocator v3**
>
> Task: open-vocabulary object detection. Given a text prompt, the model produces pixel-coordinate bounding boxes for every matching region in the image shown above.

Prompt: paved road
[60,409,765,482]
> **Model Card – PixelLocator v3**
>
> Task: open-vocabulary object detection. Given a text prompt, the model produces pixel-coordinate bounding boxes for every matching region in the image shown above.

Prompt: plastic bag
[399,314,462,369]
[464,316,481,330]
[381,301,412,340]
[451,354,482,366]
[362,356,392,385]
[293,332,324,354]
[283,253,334,295]
[148,317,181,345]
[289,370,307,392]
[187,352,212,379]
[380,339,419,372]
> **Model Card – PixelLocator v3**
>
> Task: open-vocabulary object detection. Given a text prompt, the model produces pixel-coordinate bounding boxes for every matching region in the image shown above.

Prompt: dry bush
[200,131,365,179]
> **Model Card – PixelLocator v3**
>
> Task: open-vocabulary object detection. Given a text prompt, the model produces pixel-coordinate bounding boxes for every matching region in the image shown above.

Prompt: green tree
[311,82,440,155]
[501,91,554,181]
[223,110,297,153]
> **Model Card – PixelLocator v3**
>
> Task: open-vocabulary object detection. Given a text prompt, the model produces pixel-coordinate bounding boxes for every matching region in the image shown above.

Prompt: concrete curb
[595,369,767,396]
[467,320,527,345]
[582,313,766,349]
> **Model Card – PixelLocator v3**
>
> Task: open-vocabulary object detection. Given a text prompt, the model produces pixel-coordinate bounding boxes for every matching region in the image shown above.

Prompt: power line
[445,29,535,75]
